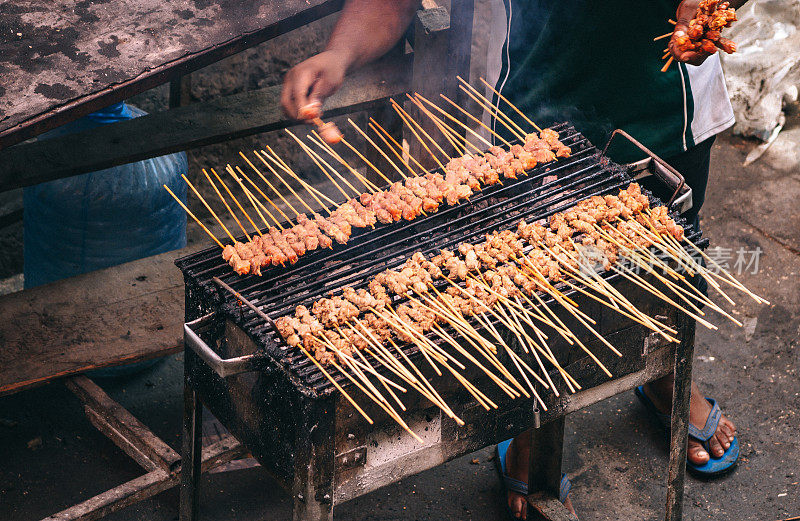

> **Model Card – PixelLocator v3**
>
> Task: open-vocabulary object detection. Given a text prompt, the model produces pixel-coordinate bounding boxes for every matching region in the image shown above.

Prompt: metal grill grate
[177,124,704,398]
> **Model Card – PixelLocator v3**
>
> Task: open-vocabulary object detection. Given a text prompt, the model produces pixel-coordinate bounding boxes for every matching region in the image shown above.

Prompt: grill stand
[525,311,695,521]
[179,301,696,521]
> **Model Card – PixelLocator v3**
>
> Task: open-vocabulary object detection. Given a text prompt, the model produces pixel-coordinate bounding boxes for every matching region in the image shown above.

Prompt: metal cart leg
[292,398,335,521]
[179,371,203,521]
[665,314,696,521]
[527,417,578,521]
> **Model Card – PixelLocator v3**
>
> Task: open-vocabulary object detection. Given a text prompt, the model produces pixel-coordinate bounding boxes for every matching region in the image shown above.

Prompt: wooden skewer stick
[322,346,421,441]
[213,168,263,237]
[347,118,406,183]
[369,117,426,176]
[498,270,581,391]
[307,129,381,193]
[240,151,314,216]
[181,174,236,243]
[439,93,513,147]
[384,307,467,370]
[603,223,742,325]
[493,303,552,401]
[551,243,678,338]
[316,335,404,409]
[225,160,290,224]
[368,121,421,180]
[308,131,381,196]
[228,165,284,229]
[368,121,419,179]
[478,76,543,133]
[377,306,497,410]
[164,185,224,248]
[654,32,673,41]
[405,95,470,156]
[335,136,390,191]
[258,148,339,210]
[384,337,462,424]
[472,310,546,409]
[345,324,441,412]
[457,85,524,142]
[390,100,447,170]
[235,155,299,219]
[456,79,526,140]
[284,130,355,199]
[668,19,677,25]
[661,56,675,72]
[226,166,269,233]
[390,99,450,168]
[226,165,272,228]
[329,327,408,394]
[349,320,459,421]
[330,331,408,414]
[662,51,672,60]
[406,294,522,398]
[370,307,443,376]
[204,169,251,240]
[299,346,374,424]
[469,273,566,393]
[466,76,532,135]
[392,98,453,162]
[410,94,490,154]
[430,324,520,399]
[522,261,618,373]
[592,225,710,319]
[682,237,769,304]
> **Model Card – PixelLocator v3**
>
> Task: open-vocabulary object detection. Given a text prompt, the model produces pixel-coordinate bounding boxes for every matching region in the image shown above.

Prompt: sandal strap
[688,398,721,442]
[503,475,529,496]
[502,474,572,503]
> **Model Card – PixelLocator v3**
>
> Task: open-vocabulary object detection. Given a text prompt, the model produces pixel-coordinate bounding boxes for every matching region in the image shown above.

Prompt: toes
[509,492,526,519]
[720,418,736,441]
[708,433,725,458]
[688,439,710,464]
[715,431,730,450]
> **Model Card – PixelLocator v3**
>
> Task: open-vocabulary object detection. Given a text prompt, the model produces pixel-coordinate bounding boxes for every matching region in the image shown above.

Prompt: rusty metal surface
[0,0,343,149]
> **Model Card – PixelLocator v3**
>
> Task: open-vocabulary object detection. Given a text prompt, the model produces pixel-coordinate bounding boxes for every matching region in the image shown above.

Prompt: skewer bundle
[164,80,572,277]
[273,182,766,436]
[657,0,737,72]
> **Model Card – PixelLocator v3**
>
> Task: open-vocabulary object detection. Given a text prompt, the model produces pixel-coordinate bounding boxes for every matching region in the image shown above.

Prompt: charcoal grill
[178,125,699,521]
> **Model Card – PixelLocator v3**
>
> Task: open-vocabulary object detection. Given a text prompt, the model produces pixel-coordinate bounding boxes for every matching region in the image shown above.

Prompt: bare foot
[643,376,736,465]
[505,430,577,519]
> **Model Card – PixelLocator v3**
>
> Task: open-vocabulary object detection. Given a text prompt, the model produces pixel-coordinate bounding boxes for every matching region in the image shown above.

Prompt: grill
[178,125,700,521]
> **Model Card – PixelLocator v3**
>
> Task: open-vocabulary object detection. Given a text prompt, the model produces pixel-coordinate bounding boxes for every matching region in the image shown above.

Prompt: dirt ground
[0,126,798,521]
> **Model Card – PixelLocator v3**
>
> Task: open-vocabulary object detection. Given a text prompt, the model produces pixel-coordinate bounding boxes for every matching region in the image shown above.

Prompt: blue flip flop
[496,438,571,513]
[635,385,739,476]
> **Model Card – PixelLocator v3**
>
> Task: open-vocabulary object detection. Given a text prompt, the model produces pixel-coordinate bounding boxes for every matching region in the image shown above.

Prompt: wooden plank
[0,54,411,192]
[528,492,579,521]
[41,434,244,521]
[65,376,182,472]
[0,246,191,396]
[0,0,345,149]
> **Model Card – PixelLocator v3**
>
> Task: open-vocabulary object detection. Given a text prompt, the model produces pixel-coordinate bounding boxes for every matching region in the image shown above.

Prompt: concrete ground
[1,129,798,521]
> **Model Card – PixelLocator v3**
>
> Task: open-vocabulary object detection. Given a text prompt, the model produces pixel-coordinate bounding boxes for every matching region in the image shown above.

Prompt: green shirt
[485,0,734,162]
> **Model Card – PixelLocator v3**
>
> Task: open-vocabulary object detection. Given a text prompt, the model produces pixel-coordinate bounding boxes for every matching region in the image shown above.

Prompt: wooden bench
[0,246,248,521]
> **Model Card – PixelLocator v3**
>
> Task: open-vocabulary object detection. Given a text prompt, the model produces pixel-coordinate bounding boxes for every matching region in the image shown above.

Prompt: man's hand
[670,0,707,65]
[280,0,419,120]
[281,50,351,120]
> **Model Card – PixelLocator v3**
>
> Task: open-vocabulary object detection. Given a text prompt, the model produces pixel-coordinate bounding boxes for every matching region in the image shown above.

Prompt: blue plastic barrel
[23,101,188,376]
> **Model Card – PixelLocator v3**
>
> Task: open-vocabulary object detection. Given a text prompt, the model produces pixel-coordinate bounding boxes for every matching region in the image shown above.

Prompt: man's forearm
[325,0,419,72]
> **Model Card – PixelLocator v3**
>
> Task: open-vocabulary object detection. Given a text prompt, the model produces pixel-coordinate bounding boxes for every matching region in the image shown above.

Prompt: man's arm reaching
[281,0,419,119]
